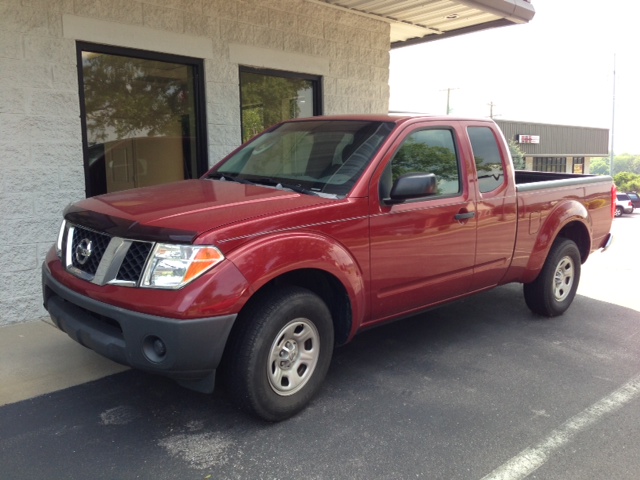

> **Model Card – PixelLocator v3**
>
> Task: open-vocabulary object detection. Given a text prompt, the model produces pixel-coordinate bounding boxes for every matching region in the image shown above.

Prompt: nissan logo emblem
[75,238,93,265]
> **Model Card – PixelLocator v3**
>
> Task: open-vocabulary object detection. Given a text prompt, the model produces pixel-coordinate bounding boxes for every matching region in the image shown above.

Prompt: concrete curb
[0,319,128,406]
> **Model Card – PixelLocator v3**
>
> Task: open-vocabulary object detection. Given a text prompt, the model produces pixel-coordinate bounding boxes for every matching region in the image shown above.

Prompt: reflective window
[213,120,394,198]
[383,128,460,199]
[240,68,320,143]
[573,157,585,174]
[78,44,206,196]
[533,157,567,173]
[468,127,505,193]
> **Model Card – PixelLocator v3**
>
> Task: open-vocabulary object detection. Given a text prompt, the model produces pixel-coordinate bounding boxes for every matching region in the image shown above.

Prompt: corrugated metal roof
[305,0,535,47]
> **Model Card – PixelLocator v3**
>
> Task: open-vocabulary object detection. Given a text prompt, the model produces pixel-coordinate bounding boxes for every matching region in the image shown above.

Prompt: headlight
[141,244,225,289]
[56,219,67,258]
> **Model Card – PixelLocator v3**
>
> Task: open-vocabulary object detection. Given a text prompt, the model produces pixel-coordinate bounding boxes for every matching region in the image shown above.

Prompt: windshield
[210,120,395,198]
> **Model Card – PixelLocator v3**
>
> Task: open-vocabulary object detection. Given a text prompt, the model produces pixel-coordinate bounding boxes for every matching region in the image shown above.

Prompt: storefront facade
[0,0,535,324]
[496,119,609,175]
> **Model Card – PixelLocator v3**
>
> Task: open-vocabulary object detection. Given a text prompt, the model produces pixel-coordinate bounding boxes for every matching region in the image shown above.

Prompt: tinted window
[534,157,567,173]
[383,128,460,199]
[215,120,394,198]
[240,68,320,143]
[468,127,505,193]
[79,44,206,197]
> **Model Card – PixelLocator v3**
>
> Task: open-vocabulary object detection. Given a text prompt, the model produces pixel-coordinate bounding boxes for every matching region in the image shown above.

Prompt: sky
[389,0,639,154]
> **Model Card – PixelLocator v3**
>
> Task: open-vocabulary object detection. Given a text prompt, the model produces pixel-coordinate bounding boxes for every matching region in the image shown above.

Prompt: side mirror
[388,173,437,202]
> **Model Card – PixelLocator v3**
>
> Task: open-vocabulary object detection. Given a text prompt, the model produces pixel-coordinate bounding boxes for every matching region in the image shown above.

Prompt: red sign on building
[518,134,540,144]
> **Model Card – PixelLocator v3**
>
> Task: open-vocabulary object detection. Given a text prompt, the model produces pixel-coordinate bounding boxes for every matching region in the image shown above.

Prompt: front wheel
[523,238,581,317]
[221,286,334,421]
[615,206,623,217]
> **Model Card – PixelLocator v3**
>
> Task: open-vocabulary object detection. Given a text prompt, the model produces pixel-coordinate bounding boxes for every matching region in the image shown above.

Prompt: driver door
[368,125,477,324]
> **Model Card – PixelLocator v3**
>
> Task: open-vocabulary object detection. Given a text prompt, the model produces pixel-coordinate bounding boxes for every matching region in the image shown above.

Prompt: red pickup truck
[42,115,614,420]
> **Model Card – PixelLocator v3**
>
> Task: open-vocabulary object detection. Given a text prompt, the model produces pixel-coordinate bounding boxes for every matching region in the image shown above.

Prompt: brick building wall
[0,0,390,325]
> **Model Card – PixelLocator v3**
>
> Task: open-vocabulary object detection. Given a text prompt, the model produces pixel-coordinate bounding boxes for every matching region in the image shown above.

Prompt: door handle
[455,212,475,221]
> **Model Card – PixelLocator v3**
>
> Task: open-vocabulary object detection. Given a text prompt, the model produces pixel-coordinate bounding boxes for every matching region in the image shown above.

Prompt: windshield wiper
[210,174,317,196]
[252,178,317,196]
[208,173,254,185]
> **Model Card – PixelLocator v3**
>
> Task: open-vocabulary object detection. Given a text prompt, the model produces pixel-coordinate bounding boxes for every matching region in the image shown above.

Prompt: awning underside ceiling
[305,0,535,47]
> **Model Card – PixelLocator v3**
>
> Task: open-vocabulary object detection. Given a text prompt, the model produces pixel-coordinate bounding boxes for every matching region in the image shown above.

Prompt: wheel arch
[238,269,353,347]
[555,220,591,264]
[522,200,591,283]
[224,232,366,347]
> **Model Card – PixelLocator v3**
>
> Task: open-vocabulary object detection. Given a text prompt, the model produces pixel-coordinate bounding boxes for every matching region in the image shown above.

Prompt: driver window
[382,128,460,199]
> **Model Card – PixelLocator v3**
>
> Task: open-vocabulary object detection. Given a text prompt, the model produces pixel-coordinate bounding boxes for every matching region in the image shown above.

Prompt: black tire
[221,286,334,421]
[615,206,623,217]
[523,238,581,317]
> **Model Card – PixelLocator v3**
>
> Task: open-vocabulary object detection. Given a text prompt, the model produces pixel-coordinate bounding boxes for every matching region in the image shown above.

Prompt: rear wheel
[221,286,334,421]
[523,238,581,317]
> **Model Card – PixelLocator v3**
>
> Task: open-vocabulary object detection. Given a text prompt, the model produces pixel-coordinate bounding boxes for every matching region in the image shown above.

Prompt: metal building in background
[495,119,609,174]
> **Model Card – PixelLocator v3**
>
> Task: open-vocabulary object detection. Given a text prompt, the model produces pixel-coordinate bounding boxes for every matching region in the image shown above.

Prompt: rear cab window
[467,127,505,194]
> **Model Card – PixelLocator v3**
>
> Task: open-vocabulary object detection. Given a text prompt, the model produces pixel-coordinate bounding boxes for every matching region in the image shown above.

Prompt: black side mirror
[388,173,437,203]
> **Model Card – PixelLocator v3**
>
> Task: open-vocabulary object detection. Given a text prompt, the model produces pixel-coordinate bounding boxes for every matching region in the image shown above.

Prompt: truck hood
[64,179,336,243]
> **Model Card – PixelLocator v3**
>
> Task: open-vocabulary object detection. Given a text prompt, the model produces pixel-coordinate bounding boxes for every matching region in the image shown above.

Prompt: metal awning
[305,0,535,48]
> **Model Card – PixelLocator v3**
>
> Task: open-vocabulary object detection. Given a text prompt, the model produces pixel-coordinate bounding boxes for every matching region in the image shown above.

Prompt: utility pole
[440,87,458,114]
[610,53,616,178]
[488,101,497,118]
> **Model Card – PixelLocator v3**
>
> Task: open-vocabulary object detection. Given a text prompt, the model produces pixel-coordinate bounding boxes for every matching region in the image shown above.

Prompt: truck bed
[515,170,612,192]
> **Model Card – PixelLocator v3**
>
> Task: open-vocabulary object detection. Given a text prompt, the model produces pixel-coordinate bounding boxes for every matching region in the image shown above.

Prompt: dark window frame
[238,66,323,143]
[76,42,208,197]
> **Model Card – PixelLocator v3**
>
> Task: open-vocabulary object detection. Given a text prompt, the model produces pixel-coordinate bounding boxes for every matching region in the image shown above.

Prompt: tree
[82,54,192,143]
[613,154,640,175]
[614,172,640,192]
[590,157,610,175]
[392,141,458,194]
[240,73,310,142]
[508,140,526,169]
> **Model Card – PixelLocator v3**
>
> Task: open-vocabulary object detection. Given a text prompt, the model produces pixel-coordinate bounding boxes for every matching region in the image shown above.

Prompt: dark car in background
[626,192,640,209]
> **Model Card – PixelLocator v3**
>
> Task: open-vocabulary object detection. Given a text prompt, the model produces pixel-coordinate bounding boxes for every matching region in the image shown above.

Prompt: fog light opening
[143,335,167,363]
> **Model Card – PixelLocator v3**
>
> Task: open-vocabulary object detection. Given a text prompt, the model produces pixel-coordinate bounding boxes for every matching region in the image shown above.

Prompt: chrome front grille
[117,241,153,283]
[63,224,153,286]
[70,226,110,275]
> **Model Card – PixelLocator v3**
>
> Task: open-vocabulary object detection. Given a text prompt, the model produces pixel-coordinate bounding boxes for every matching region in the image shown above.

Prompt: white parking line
[481,374,640,480]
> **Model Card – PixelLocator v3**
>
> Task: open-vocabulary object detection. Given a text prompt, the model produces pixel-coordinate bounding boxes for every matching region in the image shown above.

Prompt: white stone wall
[0,0,390,325]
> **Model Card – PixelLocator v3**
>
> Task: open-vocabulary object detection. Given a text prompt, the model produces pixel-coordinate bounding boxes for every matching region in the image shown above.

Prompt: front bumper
[42,265,237,393]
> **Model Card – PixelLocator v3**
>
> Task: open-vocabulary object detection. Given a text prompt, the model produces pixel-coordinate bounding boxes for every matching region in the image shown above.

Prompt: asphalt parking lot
[1,213,639,480]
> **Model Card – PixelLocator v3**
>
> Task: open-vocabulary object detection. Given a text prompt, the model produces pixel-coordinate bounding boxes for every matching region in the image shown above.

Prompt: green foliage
[612,154,640,176]
[82,54,192,143]
[590,157,610,175]
[392,141,458,194]
[240,73,310,142]
[593,154,640,192]
[588,154,640,179]
[242,108,265,143]
[614,172,640,192]
[508,140,526,169]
